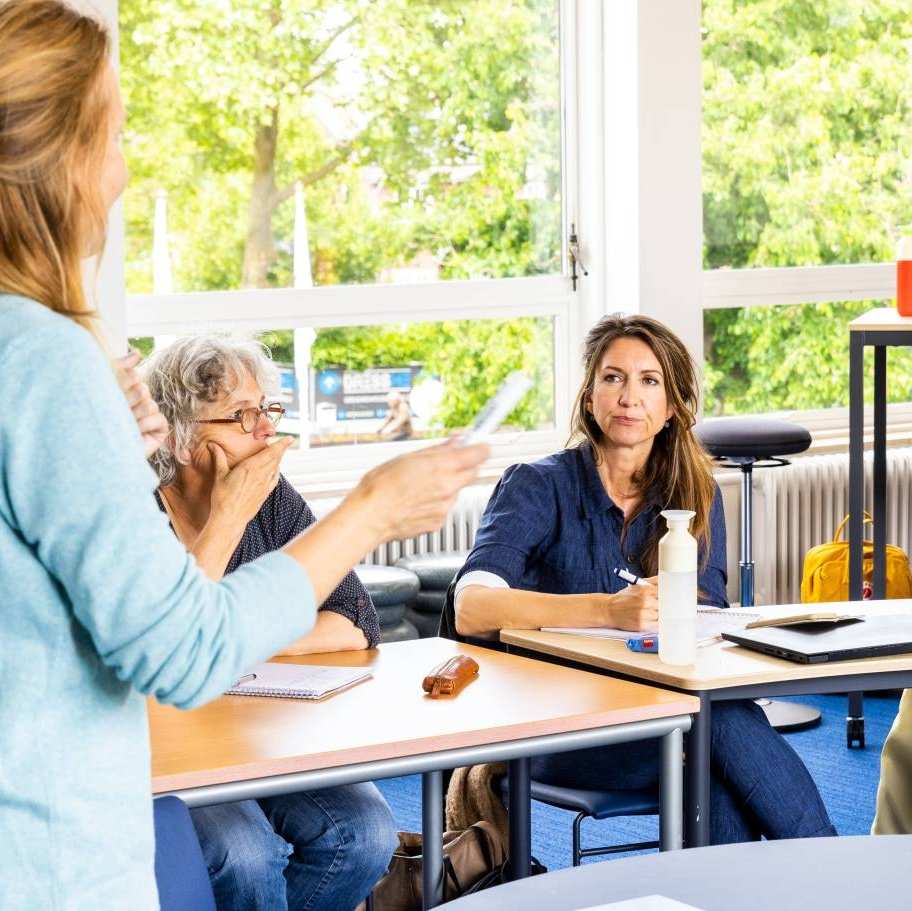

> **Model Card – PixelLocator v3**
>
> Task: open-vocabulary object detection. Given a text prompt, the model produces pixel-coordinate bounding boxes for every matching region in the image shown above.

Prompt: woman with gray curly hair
[142,335,395,911]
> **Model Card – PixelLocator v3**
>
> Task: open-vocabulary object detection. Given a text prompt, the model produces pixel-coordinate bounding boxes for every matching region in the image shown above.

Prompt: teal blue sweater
[0,295,317,908]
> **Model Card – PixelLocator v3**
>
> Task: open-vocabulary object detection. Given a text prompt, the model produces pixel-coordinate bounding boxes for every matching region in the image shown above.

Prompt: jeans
[531,699,836,844]
[190,783,398,911]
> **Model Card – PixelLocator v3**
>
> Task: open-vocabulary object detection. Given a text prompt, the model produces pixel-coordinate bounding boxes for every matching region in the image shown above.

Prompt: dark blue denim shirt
[457,443,729,607]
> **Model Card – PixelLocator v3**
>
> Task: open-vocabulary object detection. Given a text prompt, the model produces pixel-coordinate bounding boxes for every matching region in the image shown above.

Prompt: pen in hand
[614,567,651,587]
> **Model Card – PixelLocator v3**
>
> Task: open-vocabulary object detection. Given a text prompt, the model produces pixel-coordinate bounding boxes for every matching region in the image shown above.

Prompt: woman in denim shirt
[454,313,835,844]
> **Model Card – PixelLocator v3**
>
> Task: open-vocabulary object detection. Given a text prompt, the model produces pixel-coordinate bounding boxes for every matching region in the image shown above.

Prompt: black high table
[848,307,912,746]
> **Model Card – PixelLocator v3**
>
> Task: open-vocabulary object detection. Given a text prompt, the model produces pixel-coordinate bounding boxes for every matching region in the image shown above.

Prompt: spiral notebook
[225,662,372,700]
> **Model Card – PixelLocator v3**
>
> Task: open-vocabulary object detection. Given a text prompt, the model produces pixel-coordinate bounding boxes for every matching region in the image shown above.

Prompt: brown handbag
[365,821,507,911]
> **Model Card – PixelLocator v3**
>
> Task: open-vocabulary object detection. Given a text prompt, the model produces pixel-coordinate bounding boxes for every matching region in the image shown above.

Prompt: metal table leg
[660,725,684,851]
[849,331,865,601]
[685,693,711,847]
[422,770,444,910]
[507,756,531,880]
[874,345,887,598]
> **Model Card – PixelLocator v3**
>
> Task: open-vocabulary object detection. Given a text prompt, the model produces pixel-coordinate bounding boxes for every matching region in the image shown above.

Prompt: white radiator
[734,448,912,606]
[308,483,496,567]
[306,448,912,605]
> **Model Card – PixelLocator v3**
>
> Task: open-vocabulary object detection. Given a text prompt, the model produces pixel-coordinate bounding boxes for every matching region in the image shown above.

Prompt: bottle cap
[897,236,912,260]
[660,509,695,527]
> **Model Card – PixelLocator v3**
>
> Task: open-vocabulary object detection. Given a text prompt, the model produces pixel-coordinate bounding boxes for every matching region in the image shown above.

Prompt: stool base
[756,698,822,733]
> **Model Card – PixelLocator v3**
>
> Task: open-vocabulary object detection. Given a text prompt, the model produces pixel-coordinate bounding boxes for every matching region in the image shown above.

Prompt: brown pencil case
[422,655,479,698]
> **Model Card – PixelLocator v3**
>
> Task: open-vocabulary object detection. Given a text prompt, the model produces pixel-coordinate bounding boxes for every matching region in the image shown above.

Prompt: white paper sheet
[542,608,761,645]
[578,896,706,911]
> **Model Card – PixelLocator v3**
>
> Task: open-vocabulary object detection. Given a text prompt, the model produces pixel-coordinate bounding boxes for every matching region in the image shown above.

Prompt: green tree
[702,0,912,414]
[120,0,560,432]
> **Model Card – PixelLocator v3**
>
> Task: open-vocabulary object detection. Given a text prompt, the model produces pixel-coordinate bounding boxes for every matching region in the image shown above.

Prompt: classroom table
[150,637,697,910]
[437,835,912,910]
[501,599,912,849]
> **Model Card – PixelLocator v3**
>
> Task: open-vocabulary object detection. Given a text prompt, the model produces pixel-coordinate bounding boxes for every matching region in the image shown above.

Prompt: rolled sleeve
[455,462,555,590]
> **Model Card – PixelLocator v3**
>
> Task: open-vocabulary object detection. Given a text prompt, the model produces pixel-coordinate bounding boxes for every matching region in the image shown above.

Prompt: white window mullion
[79,0,126,351]
[600,0,704,364]
[703,263,894,310]
[126,275,570,336]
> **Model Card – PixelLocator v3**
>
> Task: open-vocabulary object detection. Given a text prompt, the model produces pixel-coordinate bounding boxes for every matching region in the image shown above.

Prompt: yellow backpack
[801,513,912,603]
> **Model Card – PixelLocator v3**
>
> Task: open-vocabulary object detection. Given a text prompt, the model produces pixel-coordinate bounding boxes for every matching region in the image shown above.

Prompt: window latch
[568,223,588,291]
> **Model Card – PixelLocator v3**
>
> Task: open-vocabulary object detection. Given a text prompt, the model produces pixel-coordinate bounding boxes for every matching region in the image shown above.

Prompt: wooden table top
[501,599,912,692]
[849,307,912,332]
[150,637,699,794]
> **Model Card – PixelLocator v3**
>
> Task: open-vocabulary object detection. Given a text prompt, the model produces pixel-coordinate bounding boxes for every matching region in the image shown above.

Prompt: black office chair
[695,416,821,733]
[354,564,421,642]
[396,552,469,638]
[441,585,661,864]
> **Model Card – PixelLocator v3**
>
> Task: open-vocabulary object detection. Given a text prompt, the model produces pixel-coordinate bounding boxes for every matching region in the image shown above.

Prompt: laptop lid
[721,614,912,664]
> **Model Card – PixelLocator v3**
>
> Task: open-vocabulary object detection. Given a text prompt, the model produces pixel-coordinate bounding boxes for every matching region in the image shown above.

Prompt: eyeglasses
[196,402,286,434]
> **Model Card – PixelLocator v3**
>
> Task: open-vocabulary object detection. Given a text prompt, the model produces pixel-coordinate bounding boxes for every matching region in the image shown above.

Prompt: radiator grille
[763,448,912,604]
[309,483,495,567]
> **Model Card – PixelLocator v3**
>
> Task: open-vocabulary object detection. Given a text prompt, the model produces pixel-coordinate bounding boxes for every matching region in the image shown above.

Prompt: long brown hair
[0,0,112,344]
[569,313,716,574]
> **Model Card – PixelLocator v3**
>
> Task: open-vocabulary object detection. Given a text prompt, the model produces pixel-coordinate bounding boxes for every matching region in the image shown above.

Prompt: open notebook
[225,662,372,700]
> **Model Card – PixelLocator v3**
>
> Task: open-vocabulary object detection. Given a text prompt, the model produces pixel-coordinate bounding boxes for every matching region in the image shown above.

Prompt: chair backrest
[153,796,216,911]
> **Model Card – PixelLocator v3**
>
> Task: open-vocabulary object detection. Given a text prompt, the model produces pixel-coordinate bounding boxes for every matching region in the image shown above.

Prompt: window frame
[107,0,608,491]
[695,1,906,441]
[103,0,893,489]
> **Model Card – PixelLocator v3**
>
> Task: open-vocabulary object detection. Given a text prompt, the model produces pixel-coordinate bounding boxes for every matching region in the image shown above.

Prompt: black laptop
[721,614,912,664]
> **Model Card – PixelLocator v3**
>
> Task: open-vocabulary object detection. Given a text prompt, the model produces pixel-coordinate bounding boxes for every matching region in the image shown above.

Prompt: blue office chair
[440,583,661,866]
[153,796,216,911]
[500,779,659,867]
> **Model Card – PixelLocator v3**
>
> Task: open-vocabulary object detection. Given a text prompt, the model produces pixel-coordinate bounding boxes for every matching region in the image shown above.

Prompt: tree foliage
[120,0,559,432]
[120,0,912,428]
[702,0,912,414]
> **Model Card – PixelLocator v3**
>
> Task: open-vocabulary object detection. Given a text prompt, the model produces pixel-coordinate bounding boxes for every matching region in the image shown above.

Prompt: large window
[119,0,571,456]
[702,0,912,418]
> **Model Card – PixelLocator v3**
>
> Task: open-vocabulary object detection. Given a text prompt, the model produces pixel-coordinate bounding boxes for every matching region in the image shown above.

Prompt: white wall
[71,0,126,350]
[603,0,704,367]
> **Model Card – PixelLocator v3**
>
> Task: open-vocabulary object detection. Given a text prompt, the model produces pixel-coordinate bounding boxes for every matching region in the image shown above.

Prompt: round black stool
[354,564,421,643]
[695,417,821,734]
[395,552,468,638]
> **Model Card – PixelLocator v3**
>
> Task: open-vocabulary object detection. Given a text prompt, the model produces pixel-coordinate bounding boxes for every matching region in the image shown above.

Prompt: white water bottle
[658,509,698,666]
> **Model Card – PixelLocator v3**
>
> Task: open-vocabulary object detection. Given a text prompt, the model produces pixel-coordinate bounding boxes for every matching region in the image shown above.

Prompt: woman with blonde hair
[454,312,835,844]
[0,2,487,907]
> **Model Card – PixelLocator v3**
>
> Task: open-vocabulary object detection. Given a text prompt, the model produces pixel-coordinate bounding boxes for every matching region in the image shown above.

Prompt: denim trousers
[531,698,836,844]
[190,782,398,911]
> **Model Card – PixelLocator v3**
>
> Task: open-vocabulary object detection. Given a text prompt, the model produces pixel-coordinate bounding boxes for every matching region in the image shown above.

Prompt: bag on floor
[366,821,515,910]
[800,513,912,602]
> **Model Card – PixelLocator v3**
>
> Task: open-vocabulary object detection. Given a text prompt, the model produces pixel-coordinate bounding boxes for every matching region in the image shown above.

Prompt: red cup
[899,259,912,317]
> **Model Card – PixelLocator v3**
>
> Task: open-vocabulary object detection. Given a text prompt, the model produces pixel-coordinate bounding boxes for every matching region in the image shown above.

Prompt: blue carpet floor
[375,692,900,872]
